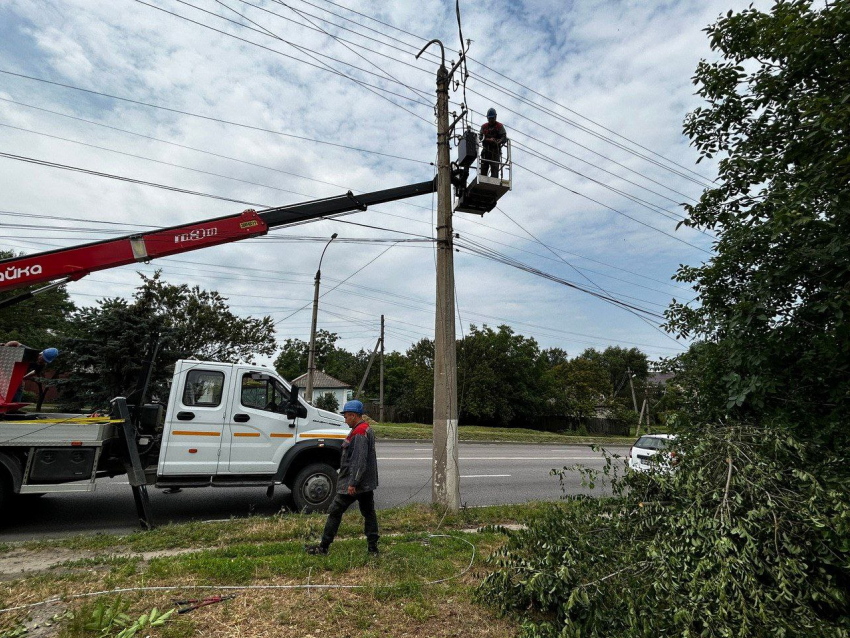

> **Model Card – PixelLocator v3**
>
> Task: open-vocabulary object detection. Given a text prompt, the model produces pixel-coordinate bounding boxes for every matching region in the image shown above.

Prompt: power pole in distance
[306,233,337,403]
[418,39,460,511]
[379,314,385,423]
[627,368,639,413]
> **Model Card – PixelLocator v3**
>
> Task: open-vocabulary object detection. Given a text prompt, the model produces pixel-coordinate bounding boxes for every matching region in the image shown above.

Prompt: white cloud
[0,0,762,363]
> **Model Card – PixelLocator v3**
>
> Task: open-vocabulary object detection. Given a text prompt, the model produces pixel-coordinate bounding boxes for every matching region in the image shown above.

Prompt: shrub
[477,424,850,637]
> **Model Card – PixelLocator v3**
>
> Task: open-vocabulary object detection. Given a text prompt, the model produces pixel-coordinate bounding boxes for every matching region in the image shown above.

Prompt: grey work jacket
[337,422,379,494]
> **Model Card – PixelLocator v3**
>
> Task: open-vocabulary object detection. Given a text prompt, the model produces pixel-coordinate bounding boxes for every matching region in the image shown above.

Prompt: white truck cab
[0,357,350,523]
[154,360,348,511]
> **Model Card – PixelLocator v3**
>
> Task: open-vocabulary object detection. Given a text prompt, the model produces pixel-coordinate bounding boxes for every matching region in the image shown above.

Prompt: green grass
[372,421,634,445]
[0,503,542,638]
[5,502,552,555]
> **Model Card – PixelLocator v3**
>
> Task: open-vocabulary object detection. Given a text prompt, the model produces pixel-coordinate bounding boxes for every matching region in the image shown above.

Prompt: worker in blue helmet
[479,107,507,178]
[3,341,59,404]
[307,399,380,555]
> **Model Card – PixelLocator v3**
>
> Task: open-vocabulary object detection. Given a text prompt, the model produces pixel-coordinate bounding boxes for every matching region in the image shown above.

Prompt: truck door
[160,367,229,475]
[226,370,296,474]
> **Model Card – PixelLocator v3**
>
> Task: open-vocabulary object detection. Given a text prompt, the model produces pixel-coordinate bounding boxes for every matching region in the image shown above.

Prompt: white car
[628,434,678,473]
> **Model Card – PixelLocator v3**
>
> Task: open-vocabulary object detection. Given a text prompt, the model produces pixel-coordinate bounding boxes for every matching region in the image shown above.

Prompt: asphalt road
[0,441,629,542]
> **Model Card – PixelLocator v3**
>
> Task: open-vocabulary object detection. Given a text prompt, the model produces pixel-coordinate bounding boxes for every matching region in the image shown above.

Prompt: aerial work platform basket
[454,137,512,215]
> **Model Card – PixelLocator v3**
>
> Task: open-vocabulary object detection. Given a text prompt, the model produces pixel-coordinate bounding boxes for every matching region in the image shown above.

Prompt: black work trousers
[481,147,501,177]
[320,491,379,548]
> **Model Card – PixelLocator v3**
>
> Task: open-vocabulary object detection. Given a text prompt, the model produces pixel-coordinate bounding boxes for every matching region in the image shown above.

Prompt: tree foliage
[478,425,850,637]
[480,2,850,634]
[314,392,339,412]
[0,250,76,349]
[668,0,850,439]
[57,272,276,410]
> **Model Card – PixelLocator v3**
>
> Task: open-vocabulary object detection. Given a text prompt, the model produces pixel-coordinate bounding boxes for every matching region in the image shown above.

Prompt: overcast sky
[0,0,760,368]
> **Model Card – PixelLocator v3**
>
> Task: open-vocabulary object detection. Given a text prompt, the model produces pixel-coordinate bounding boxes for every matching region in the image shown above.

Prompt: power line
[494,206,683,347]
[305,0,716,187]
[0,69,709,253]
[182,0,435,125]
[512,160,712,254]
[223,0,705,202]
[0,69,429,165]
[454,238,668,321]
[0,151,267,207]
[3,235,684,352]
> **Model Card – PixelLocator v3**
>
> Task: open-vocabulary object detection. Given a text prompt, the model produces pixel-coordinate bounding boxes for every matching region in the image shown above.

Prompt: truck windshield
[241,374,290,412]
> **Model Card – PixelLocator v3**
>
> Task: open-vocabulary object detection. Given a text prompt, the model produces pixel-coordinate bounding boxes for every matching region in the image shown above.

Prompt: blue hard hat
[487,107,497,119]
[41,348,59,363]
[341,400,364,415]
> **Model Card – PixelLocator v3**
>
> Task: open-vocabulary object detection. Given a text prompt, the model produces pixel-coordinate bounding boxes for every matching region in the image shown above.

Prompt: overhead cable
[0,70,429,165]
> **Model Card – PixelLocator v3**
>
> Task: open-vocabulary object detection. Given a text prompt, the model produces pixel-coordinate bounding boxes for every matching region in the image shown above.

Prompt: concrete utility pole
[627,368,639,413]
[379,314,385,423]
[418,39,460,511]
[306,233,337,403]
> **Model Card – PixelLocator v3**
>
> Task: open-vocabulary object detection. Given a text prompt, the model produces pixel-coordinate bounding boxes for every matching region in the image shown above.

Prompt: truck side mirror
[285,386,307,423]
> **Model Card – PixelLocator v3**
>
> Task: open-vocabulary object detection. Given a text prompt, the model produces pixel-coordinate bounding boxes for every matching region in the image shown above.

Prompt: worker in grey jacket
[306,400,380,555]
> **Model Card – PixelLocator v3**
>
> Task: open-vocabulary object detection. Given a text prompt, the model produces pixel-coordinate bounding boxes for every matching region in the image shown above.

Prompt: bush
[477,424,850,637]
[314,392,339,412]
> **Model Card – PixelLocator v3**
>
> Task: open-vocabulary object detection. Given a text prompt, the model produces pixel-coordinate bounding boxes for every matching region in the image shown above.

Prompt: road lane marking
[460,474,511,478]
[377,458,603,461]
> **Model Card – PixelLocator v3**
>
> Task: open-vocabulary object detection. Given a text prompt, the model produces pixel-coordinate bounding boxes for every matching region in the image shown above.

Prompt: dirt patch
[0,547,204,580]
[0,600,68,638]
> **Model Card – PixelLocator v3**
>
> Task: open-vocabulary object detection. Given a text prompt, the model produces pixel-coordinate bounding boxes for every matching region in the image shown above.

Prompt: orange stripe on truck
[270,433,294,438]
[300,433,347,439]
[233,432,260,438]
[172,430,220,437]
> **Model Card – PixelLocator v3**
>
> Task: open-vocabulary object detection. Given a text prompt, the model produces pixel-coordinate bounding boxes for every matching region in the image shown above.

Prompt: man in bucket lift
[479,108,507,178]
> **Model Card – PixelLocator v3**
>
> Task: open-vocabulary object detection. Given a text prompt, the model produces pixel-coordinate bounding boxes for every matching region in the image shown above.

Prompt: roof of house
[291,370,352,389]
[648,371,675,385]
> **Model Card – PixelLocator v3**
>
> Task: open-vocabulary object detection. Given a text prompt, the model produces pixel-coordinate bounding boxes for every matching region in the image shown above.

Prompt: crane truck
[0,179,437,528]
[0,137,513,529]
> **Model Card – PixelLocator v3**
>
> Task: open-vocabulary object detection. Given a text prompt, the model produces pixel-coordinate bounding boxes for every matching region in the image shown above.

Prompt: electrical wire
[0,70,429,165]
[493,206,683,347]
[0,69,711,253]
[511,160,712,254]
[273,241,400,325]
[213,0,707,202]
[0,533,476,615]
[304,0,716,187]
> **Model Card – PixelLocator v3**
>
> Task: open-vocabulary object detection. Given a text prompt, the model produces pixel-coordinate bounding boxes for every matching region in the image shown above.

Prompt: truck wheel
[291,463,337,513]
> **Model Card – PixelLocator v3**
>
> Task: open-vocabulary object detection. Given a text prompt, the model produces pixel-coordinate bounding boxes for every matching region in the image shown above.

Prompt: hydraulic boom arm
[0,180,435,299]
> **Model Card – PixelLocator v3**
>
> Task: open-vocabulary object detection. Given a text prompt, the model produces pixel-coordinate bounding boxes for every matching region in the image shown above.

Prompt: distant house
[291,371,352,408]
[648,371,675,386]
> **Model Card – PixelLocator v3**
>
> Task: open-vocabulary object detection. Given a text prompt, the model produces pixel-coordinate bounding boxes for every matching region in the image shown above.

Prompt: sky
[0,0,762,368]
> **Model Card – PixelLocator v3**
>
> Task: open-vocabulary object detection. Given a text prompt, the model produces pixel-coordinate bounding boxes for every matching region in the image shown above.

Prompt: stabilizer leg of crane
[114,397,156,530]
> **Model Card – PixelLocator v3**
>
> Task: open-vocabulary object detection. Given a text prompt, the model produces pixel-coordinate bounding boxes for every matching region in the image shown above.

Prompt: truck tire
[291,462,337,513]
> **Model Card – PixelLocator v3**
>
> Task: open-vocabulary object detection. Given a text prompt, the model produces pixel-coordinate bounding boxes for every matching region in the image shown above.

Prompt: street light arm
[316,233,338,277]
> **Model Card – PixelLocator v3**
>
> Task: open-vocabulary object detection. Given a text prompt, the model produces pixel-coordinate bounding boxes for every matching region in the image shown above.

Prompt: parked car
[628,434,678,473]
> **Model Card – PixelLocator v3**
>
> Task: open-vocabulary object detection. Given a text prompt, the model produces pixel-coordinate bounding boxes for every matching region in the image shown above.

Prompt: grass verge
[373,421,634,445]
[0,503,558,638]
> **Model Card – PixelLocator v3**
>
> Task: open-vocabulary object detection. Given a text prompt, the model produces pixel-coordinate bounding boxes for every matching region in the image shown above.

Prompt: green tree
[314,392,339,412]
[274,329,365,387]
[479,3,850,635]
[57,272,276,410]
[457,325,546,427]
[578,346,649,395]
[0,250,76,349]
[668,0,850,441]
[542,357,612,420]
